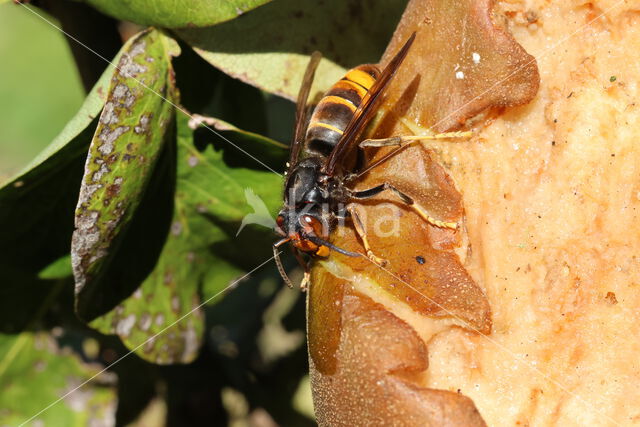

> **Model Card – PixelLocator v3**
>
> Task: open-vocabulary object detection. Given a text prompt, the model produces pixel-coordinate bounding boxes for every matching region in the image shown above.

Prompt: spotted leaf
[88,114,285,364]
[0,332,116,426]
[72,29,180,320]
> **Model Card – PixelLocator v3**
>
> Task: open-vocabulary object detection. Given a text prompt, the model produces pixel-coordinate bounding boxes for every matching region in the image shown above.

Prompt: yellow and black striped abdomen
[305,65,381,157]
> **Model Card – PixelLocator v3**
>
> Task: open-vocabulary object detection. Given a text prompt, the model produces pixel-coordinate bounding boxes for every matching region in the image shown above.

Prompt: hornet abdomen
[304,65,381,157]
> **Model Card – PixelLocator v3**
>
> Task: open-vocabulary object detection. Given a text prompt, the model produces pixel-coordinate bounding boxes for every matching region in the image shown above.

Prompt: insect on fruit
[273,33,468,290]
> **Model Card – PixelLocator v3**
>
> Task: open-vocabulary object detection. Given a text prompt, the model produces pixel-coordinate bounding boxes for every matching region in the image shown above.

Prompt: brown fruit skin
[309,271,487,427]
[307,145,492,426]
[381,0,539,132]
[307,0,542,424]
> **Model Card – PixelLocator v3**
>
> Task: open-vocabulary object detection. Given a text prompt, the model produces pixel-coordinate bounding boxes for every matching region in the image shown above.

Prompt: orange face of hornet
[275,213,331,258]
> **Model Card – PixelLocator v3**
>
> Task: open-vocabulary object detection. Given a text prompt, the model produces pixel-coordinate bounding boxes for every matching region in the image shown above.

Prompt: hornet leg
[359,130,472,148]
[347,205,387,267]
[291,248,311,292]
[350,183,458,230]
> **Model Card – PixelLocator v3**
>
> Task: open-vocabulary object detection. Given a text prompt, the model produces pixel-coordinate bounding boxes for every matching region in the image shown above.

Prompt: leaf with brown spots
[89,113,285,364]
[176,0,409,102]
[0,332,116,425]
[72,29,180,320]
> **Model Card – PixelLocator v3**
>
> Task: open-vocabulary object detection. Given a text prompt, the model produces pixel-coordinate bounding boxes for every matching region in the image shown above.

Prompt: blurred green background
[0,4,84,180]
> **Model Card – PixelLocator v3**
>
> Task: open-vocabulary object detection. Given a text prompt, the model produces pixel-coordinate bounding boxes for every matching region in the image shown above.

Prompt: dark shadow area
[265,94,296,146]
[193,126,288,174]
[38,0,122,93]
[0,121,95,332]
[204,264,313,426]
[159,347,228,427]
[202,214,275,273]
[173,43,269,136]
[112,352,158,426]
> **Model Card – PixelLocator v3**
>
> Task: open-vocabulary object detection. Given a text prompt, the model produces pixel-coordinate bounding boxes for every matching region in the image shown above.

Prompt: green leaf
[176,115,285,299]
[83,0,272,28]
[0,332,116,425]
[89,114,285,364]
[176,0,408,100]
[71,29,180,320]
[38,255,73,280]
[0,38,118,332]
